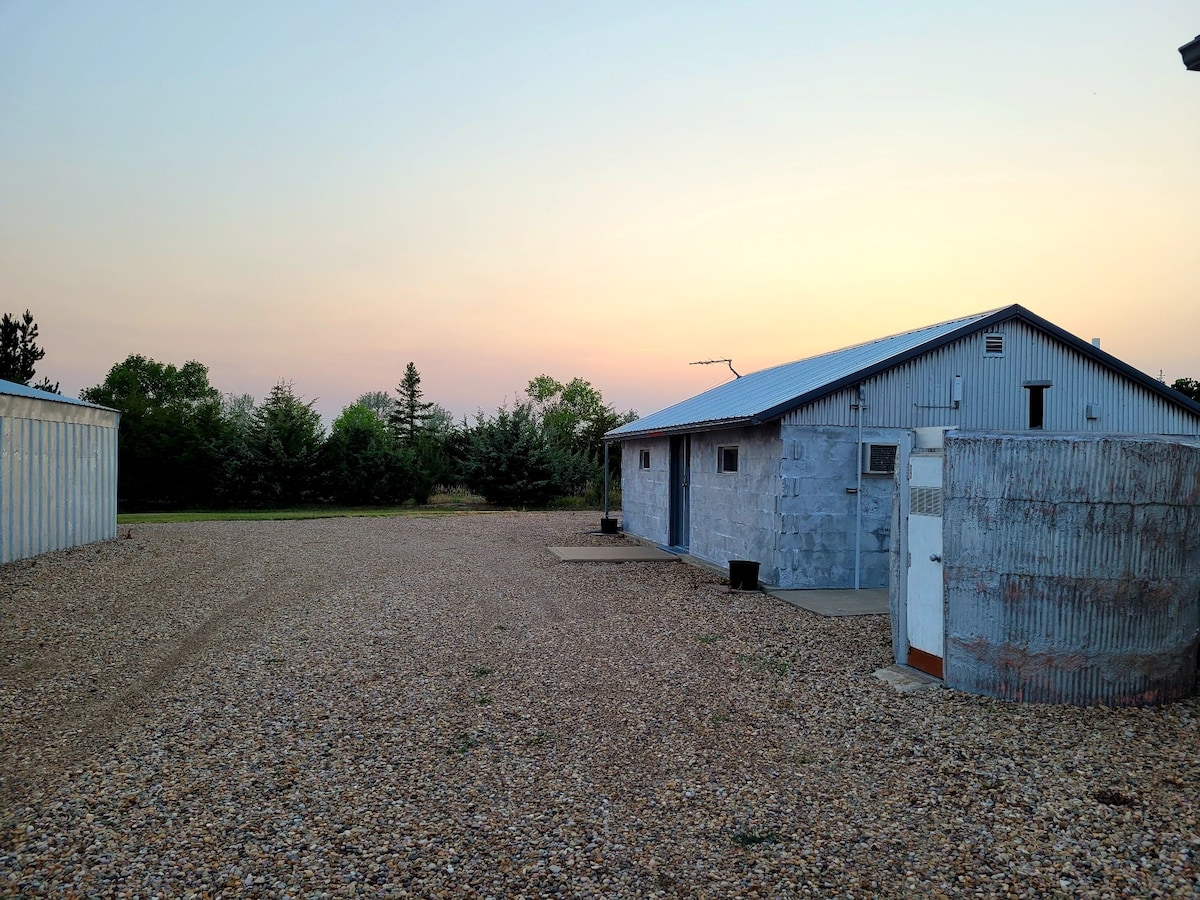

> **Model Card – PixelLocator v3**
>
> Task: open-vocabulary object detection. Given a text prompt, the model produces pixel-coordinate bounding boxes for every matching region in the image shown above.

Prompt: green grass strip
[118,506,481,524]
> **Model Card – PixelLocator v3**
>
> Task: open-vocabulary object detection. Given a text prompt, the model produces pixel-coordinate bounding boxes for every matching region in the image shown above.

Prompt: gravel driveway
[1,512,1196,897]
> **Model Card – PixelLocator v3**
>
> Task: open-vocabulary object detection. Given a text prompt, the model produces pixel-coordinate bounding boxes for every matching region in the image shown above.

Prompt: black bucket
[600,517,619,535]
[728,560,760,591]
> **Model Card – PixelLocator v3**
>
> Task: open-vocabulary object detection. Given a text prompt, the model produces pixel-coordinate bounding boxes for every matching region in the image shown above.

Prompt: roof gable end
[607,305,1200,439]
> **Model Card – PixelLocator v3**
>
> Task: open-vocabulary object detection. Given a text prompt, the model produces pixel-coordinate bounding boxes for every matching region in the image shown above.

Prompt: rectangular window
[639,449,651,469]
[1028,386,1045,429]
[717,445,739,473]
[1024,381,1051,430]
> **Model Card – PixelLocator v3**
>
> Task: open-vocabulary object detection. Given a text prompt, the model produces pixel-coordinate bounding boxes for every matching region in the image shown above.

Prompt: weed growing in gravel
[697,634,721,644]
[448,733,479,755]
[731,828,780,847]
[474,693,492,706]
[471,667,494,678]
[735,653,789,676]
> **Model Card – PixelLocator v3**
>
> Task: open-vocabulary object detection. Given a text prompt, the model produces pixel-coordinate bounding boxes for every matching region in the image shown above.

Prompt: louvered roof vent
[984,333,1005,355]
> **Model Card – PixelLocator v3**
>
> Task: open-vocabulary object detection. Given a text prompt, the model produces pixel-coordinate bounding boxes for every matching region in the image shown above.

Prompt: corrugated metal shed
[1,379,121,564]
[607,305,1200,439]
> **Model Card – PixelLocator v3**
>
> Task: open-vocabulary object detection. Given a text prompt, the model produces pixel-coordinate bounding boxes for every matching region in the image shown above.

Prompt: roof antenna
[690,358,741,378]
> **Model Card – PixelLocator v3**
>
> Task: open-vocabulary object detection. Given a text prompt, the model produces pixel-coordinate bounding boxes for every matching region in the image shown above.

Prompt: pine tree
[389,362,433,447]
[0,309,52,388]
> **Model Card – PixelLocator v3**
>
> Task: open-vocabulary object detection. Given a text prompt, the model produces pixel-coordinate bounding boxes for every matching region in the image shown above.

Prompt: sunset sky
[2,2,1197,423]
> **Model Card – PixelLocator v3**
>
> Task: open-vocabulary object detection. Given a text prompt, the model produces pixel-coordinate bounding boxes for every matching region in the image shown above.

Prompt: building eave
[604,416,757,442]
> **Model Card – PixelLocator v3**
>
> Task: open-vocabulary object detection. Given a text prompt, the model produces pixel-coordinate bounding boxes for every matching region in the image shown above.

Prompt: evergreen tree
[248,381,326,506]
[0,309,56,390]
[463,404,556,507]
[389,362,433,447]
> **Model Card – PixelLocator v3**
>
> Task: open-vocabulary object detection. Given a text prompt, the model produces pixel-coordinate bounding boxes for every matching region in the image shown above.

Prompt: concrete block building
[607,305,1200,589]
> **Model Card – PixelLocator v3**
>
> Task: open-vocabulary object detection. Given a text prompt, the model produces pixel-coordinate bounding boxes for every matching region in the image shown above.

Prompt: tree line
[75,354,635,511]
[6,308,1200,511]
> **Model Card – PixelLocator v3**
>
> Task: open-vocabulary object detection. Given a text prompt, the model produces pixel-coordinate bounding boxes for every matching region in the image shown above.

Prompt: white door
[905,453,944,677]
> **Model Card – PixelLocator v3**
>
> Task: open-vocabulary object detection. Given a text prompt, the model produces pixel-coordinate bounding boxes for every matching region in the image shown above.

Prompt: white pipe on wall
[854,385,865,591]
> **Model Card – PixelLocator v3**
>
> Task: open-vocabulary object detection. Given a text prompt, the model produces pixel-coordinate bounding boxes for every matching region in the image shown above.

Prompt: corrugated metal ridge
[606,306,1011,439]
[0,378,117,412]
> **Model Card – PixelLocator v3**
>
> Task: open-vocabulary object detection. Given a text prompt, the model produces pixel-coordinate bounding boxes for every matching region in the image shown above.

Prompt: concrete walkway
[548,546,680,562]
[768,588,889,617]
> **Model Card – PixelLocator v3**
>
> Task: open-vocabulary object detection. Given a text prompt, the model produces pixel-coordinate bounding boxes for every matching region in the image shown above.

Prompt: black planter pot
[728,560,760,591]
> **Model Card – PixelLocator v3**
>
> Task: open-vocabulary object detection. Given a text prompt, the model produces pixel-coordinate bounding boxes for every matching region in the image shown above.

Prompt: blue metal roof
[606,304,1200,440]
[0,379,115,411]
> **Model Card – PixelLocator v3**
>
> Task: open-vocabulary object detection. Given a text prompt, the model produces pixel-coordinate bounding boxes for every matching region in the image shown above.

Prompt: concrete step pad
[873,664,942,693]
[769,588,888,616]
[548,546,680,562]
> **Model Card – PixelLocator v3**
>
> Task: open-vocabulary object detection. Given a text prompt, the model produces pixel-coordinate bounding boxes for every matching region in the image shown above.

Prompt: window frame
[717,445,739,474]
[639,449,651,470]
[1024,380,1051,430]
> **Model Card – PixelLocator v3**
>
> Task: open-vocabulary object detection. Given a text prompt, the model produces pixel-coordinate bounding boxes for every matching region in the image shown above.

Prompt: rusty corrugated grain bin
[942,432,1200,706]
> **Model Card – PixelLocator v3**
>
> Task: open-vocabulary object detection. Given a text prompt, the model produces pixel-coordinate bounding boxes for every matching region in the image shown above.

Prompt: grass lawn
[117,506,480,524]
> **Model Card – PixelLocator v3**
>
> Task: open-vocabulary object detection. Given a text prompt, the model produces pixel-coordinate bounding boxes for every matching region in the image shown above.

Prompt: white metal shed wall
[784,321,1200,434]
[1,393,120,564]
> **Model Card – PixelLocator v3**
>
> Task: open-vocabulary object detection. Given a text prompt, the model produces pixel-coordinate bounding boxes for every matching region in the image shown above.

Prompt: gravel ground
[1,511,1197,898]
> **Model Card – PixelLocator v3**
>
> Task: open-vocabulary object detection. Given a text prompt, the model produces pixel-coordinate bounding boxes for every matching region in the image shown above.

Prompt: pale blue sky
[2,1,1197,420]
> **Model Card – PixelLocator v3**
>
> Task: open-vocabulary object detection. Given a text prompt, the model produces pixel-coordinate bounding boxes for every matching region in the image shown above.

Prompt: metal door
[669,435,690,550]
[905,452,945,677]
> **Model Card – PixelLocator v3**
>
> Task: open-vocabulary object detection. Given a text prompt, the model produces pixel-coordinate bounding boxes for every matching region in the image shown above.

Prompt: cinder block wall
[778,424,907,588]
[619,437,670,546]
[687,426,781,584]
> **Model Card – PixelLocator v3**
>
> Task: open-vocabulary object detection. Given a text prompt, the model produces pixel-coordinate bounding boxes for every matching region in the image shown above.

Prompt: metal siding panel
[0,416,8,563]
[0,404,119,563]
[783,322,1200,434]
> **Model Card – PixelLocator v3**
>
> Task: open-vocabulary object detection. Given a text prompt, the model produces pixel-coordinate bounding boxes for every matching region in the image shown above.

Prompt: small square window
[717,445,739,473]
[639,449,651,469]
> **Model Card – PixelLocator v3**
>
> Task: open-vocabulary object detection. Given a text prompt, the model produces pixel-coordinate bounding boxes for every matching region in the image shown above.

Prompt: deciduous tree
[355,390,396,423]
[80,355,223,508]
[525,375,637,498]
[1171,378,1200,402]
[321,403,398,505]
